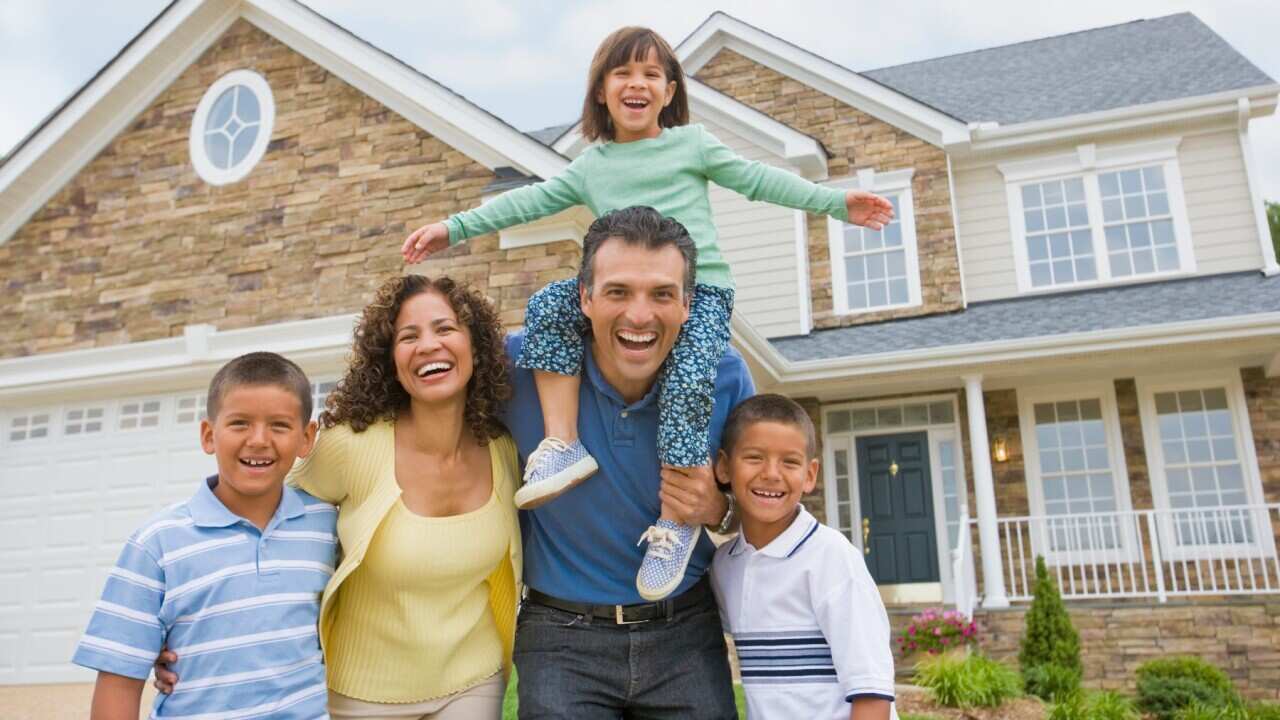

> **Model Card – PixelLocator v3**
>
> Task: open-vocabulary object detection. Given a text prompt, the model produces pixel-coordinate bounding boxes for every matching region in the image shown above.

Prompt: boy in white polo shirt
[711,394,895,720]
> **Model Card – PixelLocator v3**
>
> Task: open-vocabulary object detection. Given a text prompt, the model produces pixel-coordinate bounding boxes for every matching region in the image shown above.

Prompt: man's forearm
[850,697,892,720]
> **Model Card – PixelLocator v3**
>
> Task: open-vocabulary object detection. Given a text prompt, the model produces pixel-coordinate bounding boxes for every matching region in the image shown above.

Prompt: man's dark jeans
[513,589,737,719]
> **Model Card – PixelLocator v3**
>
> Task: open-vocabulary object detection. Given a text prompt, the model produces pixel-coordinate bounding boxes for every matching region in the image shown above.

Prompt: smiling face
[580,237,690,403]
[200,384,316,523]
[596,46,676,143]
[717,420,819,549]
[392,290,474,408]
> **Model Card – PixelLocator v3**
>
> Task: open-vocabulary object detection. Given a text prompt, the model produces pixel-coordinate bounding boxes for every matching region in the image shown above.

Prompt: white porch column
[962,374,1009,609]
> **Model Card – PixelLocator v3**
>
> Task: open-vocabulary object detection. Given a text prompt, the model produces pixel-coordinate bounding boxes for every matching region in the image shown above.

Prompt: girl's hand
[401,222,450,263]
[845,190,894,231]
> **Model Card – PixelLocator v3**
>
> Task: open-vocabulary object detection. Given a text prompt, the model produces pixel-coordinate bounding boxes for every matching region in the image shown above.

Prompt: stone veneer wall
[974,599,1280,701]
[0,20,578,358]
[694,48,963,331]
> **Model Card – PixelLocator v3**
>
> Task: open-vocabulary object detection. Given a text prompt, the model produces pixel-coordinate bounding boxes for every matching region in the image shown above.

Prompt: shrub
[1047,690,1140,720]
[1024,662,1081,702]
[1136,657,1240,720]
[1247,703,1280,720]
[897,607,978,656]
[913,652,1022,709]
[1019,556,1081,675]
[1175,703,1248,720]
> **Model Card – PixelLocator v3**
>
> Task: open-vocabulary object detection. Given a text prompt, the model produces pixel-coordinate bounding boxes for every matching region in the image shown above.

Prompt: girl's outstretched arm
[401,165,585,264]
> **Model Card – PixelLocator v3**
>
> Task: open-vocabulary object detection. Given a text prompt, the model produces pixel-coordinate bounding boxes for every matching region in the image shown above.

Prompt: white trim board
[0,0,569,245]
[675,12,969,149]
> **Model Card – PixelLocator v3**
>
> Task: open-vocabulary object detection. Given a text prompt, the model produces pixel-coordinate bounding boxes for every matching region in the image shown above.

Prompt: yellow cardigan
[287,421,522,679]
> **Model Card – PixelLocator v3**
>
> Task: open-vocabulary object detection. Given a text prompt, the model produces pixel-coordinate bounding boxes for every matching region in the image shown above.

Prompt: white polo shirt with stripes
[711,505,896,720]
[73,476,337,719]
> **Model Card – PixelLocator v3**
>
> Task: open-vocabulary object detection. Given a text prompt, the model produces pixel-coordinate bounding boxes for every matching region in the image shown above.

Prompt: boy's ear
[199,419,215,455]
[802,457,820,495]
[296,420,318,459]
[714,449,730,485]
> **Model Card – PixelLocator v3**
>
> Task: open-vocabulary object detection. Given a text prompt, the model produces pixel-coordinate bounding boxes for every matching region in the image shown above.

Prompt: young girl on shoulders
[402,26,893,601]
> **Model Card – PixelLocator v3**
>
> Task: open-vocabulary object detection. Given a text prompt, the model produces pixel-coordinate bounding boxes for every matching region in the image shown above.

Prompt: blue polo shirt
[72,477,336,719]
[504,331,754,605]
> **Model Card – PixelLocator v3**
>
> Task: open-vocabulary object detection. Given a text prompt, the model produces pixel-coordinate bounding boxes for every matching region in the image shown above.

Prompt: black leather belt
[524,575,712,625]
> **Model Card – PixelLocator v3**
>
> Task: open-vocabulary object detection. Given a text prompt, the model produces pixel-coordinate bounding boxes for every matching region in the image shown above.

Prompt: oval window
[189,70,274,185]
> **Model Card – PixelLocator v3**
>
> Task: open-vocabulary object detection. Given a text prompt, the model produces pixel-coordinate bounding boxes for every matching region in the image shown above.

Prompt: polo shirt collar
[728,505,821,559]
[189,475,305,528]
[582,338,661,409]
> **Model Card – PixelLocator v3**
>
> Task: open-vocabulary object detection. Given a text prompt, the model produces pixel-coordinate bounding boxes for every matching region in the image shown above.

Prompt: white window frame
[821,394,966,599]
[1018,381,1138,565]
[826,168,922,316]
[189,69,275,186]
[1000,138,1196,294]
[1135,369,1271,562]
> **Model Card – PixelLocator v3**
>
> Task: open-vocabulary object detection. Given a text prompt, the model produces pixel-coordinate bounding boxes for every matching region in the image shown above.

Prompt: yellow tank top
[326,485,508,702]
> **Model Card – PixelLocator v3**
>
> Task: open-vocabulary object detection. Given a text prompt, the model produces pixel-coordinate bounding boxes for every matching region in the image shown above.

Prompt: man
[504,206,752,719]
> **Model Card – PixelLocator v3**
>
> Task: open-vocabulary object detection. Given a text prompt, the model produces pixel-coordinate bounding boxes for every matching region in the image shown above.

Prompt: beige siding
[955,127,1264,303]
[695,115,806,338]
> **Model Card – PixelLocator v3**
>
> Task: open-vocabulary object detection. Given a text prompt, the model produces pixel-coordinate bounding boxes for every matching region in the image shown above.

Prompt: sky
[1,0,1277,200]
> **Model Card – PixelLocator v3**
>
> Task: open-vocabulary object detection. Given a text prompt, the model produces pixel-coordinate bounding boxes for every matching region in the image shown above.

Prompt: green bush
[1135,657,1240,720]
[1175,702,1248,720]
[913,652,1022,709]
[1024,662,1081,702]
[1019,556,1081,675]
[1246,703,1280,720]
[1047,690,1140,720]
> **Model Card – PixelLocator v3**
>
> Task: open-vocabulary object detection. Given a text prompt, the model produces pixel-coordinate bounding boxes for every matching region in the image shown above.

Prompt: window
[189,70,275,186]
[119,399,162,431]
[8,412,51,442]
[312,380,338,420]
[65,406,106,435]
[938,438,965,551]
[175,395,207,424]
[1001,139,1194,293]
[828,169,921,315]
[1137,373,1267,559]
[1018,383,1134,562]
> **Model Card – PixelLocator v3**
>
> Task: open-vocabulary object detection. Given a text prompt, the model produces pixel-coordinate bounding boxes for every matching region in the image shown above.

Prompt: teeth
[622,98,648,107]
[752,489,785,498]
[243,459,273,467]
[417,362,452,377]
[618,330,656,343]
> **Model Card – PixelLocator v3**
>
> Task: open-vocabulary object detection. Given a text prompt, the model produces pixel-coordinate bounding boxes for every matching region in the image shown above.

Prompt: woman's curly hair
[320,275,511,444]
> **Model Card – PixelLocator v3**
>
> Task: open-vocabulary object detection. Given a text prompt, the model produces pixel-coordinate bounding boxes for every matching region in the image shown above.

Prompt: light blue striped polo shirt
[73,476,337,719]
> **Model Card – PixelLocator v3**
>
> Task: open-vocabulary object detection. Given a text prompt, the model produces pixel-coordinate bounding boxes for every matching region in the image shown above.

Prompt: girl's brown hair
[581,26,689,142]
[320,275,510,444]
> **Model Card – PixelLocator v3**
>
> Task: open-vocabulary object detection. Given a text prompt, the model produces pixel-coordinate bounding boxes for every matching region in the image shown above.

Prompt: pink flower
[908,627,916,635]
[941,637,950,645]
[934,627,942,636]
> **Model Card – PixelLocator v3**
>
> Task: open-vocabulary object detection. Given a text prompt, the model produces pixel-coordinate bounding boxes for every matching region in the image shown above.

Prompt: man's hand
[152,648,179,694]
[845,190,894,231]
[401,221,450,263]
[659,464,726,527]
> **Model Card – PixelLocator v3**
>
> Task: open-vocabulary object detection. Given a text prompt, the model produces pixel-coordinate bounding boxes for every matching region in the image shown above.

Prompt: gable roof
[863,13,1276,126]
[0,0,568,244]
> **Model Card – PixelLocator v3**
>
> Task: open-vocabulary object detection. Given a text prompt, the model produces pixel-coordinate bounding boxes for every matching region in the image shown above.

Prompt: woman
[299,274,521,718]
[153,274,521,718]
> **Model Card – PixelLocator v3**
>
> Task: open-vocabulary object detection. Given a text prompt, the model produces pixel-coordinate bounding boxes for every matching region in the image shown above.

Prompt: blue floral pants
[517,278,735,467]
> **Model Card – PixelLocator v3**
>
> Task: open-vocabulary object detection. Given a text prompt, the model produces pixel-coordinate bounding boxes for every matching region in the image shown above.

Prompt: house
[0,0,1277,700]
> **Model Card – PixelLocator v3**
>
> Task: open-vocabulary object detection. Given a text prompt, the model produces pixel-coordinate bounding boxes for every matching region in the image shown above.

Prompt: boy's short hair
[206,351,312,423]
[721,394,817,459]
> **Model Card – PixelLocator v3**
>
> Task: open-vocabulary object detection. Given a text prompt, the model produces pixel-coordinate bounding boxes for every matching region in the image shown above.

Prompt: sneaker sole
[635,525,702,602]
[514,456,599,510]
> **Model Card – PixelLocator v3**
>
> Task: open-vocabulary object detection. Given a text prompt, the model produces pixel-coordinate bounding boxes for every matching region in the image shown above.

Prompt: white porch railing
[950,504,978,617]
[983,504,1280,603]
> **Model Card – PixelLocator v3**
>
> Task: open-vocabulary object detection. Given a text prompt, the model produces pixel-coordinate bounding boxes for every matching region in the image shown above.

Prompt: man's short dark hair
[721,394,817,459]
[579,206,697,298]
[207,351,312,424]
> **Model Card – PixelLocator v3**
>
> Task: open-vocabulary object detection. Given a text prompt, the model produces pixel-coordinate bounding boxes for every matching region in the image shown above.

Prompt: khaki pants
[327,672,505,720]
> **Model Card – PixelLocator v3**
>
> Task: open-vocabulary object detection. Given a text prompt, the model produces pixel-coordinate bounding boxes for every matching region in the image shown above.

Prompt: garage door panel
[53,458,103,496]
[104,503,160,546]
[26,629,81,671]
[0,460,48,502]
[37,567,91,609]
[0,571,24,610]
[168,447,216,487]
[0,632,18,674]
[47,511,97,551]
[105,450,166,492]
[0,516,38,553]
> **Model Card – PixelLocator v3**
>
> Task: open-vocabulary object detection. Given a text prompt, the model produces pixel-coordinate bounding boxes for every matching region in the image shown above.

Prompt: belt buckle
[614,605,646,625]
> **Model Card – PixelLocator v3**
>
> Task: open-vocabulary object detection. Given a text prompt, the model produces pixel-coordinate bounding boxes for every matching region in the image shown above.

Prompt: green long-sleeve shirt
[445,124,848,290]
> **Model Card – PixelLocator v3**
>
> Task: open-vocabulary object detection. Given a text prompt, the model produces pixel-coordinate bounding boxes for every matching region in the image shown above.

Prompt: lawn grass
[501,671,748,719]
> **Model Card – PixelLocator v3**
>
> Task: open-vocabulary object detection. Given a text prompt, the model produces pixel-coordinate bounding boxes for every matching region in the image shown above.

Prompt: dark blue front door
[856,432,939,584]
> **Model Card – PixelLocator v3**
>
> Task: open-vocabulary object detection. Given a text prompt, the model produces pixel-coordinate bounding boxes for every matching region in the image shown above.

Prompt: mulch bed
[895,684,1048,720]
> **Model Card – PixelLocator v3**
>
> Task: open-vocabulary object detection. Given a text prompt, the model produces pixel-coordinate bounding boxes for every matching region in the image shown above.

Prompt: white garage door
[0,381,334,684]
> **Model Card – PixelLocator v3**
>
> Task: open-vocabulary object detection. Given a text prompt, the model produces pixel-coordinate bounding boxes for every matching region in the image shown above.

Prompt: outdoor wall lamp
[992,436,1009,463]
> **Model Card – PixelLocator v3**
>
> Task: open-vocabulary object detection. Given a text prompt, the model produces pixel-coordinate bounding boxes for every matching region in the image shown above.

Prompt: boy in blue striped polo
[711,394,896,720]
[72,352,336,719]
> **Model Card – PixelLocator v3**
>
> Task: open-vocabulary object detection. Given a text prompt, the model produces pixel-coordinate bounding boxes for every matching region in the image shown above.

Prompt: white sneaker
[636,519,700,601]
[514,437,598,510]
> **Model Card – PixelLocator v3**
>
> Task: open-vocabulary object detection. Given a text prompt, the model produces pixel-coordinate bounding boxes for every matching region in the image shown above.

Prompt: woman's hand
[152,648,179,694]
[401,222,450,263]
[845,190,894,231]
